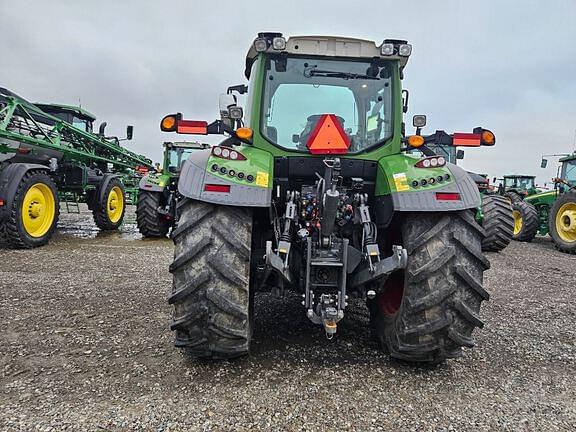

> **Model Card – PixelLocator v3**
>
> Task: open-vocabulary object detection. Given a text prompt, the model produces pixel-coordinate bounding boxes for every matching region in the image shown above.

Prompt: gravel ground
[1,205,575,431]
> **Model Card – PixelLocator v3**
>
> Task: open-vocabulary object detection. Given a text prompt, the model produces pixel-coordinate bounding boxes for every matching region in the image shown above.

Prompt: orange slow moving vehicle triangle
[306,114,351,154]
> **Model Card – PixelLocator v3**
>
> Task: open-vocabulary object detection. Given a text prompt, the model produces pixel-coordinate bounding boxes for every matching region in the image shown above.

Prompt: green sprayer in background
[0,87,154,248]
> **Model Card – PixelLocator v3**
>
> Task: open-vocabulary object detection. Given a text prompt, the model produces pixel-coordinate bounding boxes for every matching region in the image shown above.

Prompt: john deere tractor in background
[420,119,514,252]
[0,87,154,248]
[136,140,209,237]
[515,153,576,253]
[498,175,540,202]
[161,33,497,363]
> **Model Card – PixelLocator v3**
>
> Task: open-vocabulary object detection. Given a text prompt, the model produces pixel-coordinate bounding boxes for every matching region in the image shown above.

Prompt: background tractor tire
[136,190,170,237]
[369,211,490,363]
[511,200,539,242]
[3,170,59,249]
[504,191,522,203]
[480,195,514,252]
[169,199,252,360]
[93,178,126,230]
[548,191,576,254]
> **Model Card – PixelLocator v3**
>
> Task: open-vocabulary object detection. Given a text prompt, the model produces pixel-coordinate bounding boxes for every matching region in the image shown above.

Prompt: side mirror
[492,177,497,184]
[541,158,548,168]
[401,89,409,114]
[456,149,465,160]
[412,114,426,128]
[126,125,134,140]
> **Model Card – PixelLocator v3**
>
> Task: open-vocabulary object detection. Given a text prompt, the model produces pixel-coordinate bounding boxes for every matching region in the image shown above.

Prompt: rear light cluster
[411,173,451,188]
[212,146,246,160]
[210,163,254,183]
[415,156,446,168]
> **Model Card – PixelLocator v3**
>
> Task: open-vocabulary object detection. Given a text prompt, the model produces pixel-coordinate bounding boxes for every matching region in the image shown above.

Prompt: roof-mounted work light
[380,43,394,56]
[272,36,286,50]
[398,44,412,57]
[254,38,268,52]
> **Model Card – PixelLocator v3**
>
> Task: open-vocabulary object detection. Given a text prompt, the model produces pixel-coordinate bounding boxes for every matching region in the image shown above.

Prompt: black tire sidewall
[548,192,576,253]
[94,178,126,230]
[13,171,59,247]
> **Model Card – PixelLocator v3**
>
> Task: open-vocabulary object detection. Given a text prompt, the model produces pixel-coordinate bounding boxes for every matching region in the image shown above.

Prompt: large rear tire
[93,178,126,230]
[480,195,514,252]
[504,191,522,203]
[169,199,252,359]
[369,211,490,363]
[136,190,170,237]
[3,170,59,248]
[511,200,539,242]
[548,191,576,254]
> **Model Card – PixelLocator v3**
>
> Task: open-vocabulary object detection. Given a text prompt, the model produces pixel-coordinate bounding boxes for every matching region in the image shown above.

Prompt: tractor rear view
[163,33,495,363]
[0,87,153,248]
[137,141,209,237]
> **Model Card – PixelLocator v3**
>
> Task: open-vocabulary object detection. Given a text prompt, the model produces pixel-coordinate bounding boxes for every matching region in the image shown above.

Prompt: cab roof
[559,153,576,163]
[245,33,411,79]
[34,103,97,121]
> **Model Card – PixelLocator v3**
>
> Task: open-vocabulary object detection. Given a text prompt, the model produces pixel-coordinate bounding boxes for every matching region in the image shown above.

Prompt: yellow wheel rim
[21,183,56,238]
[513,210,523,236]
[555,202,576,243]
[106,186,124,223]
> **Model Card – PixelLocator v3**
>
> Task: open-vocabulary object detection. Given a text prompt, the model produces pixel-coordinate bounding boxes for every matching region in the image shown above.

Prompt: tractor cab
[503,175,537,196]
[163,141,210,174]
[34,103,96,133]
[559,155,576,188]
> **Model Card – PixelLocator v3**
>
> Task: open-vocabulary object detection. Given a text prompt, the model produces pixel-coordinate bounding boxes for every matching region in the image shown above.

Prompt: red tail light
[177,120,208,135]
[435,192,461,201]
[415,156,447,168]
[452,133,481,147]
[212,146,246,160]
[204,184,230,193]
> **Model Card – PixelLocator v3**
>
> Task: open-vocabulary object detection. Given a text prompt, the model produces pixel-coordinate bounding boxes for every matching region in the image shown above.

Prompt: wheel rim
[513,210,523,235]
[21,183,56,238]
[555,202,576,243]
[106,186,124,223]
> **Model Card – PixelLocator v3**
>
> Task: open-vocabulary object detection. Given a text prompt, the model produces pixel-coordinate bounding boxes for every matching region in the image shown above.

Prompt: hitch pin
[324,320,337,340]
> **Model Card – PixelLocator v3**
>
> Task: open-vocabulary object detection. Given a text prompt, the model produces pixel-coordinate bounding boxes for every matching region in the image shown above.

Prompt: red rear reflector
[306,114,350,154]
[435,192,461,201]
[177,120,208,135]
[204,184,230,193]
[0,199,4,206]
[16,147,31,154]
[452,133,481,147]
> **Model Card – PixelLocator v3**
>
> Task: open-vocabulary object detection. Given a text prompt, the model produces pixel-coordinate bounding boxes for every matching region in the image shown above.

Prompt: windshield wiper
[304,68,379,80]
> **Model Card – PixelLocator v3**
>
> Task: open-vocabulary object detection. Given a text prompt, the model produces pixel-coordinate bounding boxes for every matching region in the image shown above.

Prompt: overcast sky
[1,0,575,186]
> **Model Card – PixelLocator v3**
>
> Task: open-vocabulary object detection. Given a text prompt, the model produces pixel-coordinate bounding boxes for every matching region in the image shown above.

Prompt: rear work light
[212,146,246,160]
[415,156,446,168]
[435,192,461,201]
[204,184,230,193]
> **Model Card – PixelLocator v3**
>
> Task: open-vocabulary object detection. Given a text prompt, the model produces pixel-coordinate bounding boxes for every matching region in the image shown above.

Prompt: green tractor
[498,175,540,202]
[515,153,576,253]
[422,125,514,252]
[136,141,209,237]
[162,33,496,363]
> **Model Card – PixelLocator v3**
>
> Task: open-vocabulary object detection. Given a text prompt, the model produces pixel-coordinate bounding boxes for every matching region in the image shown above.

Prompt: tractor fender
[139,175,165,193]
[0,162,51,221]
[375,163,481,227]
[178,148,272,207]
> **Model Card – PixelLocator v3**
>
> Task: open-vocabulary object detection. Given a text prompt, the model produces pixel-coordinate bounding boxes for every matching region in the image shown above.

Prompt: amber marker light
[236,127,253,140]
[407,135,425,148]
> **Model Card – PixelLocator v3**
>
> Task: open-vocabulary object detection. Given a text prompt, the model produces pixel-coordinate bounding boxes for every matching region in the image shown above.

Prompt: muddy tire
[480,195,514,252]
[3,170,59,248]
[136,190,170,237]
[511,200,539,242]
[93,178,126,230]
[169,199,252,359]
[369,211,490,363]
[548,191,576,254]
[504,191,522,203]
